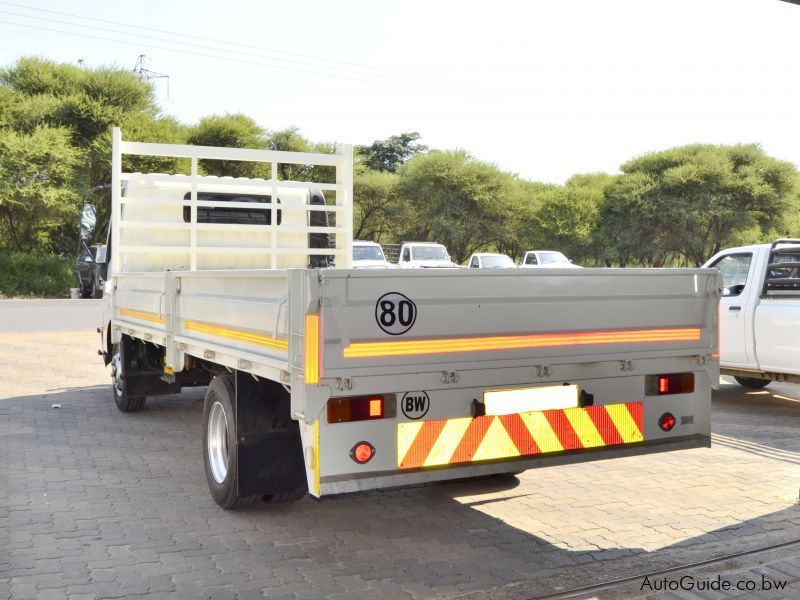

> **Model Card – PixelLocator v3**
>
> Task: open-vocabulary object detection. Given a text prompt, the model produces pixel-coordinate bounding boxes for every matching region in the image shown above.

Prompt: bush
[0,251,74,298]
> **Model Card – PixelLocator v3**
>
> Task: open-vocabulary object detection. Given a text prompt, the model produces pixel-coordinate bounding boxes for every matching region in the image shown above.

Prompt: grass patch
[0,251,74,298]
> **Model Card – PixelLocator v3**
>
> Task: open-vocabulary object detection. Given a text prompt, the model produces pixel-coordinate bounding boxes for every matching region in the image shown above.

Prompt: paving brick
[3,314,800,600]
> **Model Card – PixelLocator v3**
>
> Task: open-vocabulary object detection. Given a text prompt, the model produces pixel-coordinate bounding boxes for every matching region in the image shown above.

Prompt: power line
[0,19,446,90]
[0,1,456,88]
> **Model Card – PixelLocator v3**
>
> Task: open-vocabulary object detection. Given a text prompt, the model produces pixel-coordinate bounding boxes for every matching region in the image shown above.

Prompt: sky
[0,0,798,183]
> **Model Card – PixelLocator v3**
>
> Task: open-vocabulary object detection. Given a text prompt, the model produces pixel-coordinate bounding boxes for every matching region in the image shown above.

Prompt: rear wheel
[111,341,146,412]
[734,376,771,389]
[202,375,258,509]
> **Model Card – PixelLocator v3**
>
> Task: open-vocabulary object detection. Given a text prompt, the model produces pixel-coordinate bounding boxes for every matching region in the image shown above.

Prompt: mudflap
[235,372,307,497]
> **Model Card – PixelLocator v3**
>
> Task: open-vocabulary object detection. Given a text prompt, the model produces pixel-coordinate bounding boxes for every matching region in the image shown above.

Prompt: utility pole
[133,55,170,100]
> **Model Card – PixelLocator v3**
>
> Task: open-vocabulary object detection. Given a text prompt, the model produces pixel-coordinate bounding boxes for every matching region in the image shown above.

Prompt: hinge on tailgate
[335,377,353,391]
[441,371,459,384]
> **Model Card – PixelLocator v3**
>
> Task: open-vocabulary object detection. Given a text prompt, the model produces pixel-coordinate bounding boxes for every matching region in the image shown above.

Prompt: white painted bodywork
[106,130,719,499]
[704,242,800,379]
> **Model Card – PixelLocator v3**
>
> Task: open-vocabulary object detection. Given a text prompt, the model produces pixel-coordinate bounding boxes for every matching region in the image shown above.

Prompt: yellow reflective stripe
[119,308,165,325]
[605,404,644,443]
[343,328,702,358]
[423,417,471,467]
[520,411,564,453]
[563,407,605,448]
[183,320,288,352]
[304,315,320,384]
[313,420,320,497]
[397,421,424,467]
[472,417,520,462]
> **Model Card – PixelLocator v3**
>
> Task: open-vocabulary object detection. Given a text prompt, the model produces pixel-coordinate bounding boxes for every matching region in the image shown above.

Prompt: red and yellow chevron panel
[397,402,643,469]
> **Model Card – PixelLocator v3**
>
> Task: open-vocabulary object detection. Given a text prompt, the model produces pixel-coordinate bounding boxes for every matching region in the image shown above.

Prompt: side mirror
[80,204,97,241]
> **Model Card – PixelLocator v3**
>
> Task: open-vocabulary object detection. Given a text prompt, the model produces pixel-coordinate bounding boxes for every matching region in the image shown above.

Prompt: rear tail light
[645,373,694,396]
[327,394,397,423]
[350,441,375,464]
[658,412,677,432]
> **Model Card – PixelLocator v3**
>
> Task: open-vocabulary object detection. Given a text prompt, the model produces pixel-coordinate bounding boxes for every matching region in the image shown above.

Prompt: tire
[111,342,146,412]
[734,376,771,389]
[202,375,258,509]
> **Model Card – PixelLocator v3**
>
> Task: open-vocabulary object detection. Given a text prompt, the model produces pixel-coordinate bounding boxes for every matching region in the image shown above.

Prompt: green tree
[533,185,599,265]
[619,144,797,266]
[358,132,427,173]
[0,126,80,252]
[267,127,336,182]
[597,172,665,267]
[1,59,162,189]
[493,180,554,261]
[396,150,515,263]
[353,170,402,242]
[187,113,267,177]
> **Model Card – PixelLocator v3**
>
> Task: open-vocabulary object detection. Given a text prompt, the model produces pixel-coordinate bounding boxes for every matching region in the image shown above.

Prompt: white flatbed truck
[97,128,720,509]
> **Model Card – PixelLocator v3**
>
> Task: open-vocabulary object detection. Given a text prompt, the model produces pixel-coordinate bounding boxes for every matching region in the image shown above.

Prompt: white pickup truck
[704,239,800,388]
[385,241,459,269]
[520,250,581,268]
[92,129,719,509]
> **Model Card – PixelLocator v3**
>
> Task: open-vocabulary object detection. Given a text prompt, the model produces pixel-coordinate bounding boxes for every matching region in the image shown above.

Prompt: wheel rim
[207,401,230,484]
[112,352,123,399]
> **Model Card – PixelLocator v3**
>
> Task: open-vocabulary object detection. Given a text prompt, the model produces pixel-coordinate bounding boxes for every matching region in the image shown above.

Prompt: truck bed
[113,267,718,382]
[111,266,719,496]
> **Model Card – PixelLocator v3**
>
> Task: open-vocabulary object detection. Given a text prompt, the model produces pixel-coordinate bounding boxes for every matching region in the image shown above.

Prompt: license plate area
[483,384,579,416]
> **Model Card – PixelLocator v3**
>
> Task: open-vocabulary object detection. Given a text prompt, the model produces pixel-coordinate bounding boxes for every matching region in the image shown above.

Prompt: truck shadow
[712,378,800,463]
[3,384,799,599]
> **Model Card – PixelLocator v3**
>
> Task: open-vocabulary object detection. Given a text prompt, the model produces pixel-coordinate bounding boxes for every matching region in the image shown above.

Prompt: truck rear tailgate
[317,268,718,376]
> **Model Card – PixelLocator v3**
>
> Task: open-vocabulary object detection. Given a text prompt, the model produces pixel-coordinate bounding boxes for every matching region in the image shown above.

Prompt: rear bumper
[319,434,709,496]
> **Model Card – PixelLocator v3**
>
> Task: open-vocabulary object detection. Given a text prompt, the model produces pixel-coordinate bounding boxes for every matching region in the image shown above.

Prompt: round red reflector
[351,442,375,464]
[658,412,677,432]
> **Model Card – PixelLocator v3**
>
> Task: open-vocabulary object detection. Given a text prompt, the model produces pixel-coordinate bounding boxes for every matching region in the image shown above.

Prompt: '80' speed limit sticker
[375,292,417,335]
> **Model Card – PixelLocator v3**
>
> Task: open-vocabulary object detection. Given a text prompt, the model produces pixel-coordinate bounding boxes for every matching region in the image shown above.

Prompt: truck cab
[703,239,800,387]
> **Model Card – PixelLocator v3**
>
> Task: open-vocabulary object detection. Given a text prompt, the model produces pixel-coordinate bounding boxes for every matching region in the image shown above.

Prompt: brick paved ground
[1,308,799,599]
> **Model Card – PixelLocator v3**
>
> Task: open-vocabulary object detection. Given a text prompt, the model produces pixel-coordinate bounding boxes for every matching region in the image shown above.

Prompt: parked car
[387,242,459,269]
[519,250,581,268]
[352,240,391,269]
[466,253,516,269]
[75,243,106,298]
[703,238,800,389]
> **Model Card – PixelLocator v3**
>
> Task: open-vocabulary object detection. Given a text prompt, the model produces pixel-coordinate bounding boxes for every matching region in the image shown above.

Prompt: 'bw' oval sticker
[401,391,430,420]
[375,292,417,335]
